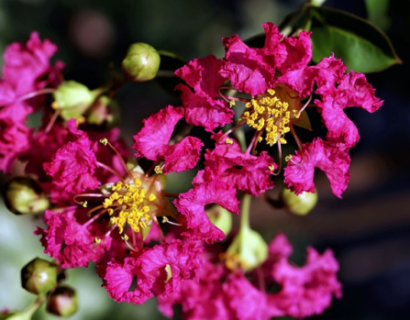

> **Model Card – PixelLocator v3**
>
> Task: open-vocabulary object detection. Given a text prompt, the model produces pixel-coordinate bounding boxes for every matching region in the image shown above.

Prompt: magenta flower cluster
[0,23,382,319]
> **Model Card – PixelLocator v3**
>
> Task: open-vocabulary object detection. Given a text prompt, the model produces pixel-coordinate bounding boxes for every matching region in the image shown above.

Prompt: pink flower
[265,234,342,319]
[2,31,59,95]
[194,132,276,196]
[99,240,202,304]
[284,138,351,198]
[175,55,234,131]
[35,207,112,268]
[174,181,239,243]
[221,23,312,96]
[0,119,31,173]
[133,106,202,174]
[44,119,100,195]
[158,262,232,320]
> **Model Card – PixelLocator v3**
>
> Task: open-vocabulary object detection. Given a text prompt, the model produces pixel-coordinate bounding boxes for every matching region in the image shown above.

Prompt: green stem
[239,193,252,232]
[24,295,45,318]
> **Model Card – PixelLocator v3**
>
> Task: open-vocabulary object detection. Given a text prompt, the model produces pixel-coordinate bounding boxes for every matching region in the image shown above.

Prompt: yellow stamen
[240,88,294,146]
[225,138,233,145]
[154,166,163,174]
[94,237,101,244]
[99,138,108,146]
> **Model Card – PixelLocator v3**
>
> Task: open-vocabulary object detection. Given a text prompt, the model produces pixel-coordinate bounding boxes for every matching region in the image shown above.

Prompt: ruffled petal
[199,133,276,196]
[284,138,351,198]
[174,181,239,243]
[44,119,100,195]
[133,105,203,173]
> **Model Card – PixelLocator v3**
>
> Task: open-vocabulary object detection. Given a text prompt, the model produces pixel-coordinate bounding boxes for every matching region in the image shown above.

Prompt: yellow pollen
[94,237,101,244]
[51,101,59,110]
[82,201,88,208]
[121,234,129,241]
[240,88,292,146]
[99,138,108,146]
[285,155,292,162]
[154,166,163,174]
[225,138,233,145]
[229,99,236,108]
[268,165,275,171]
[103,180,154,235]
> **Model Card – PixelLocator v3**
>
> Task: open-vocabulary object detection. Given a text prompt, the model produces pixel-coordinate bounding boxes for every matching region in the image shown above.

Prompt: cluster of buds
[0,19,382,320]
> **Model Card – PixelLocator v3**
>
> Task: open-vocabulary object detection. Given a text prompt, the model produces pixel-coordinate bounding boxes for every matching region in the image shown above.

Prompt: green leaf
[309,6,401,73]
[155,50,186,96]
[365,0,391,30]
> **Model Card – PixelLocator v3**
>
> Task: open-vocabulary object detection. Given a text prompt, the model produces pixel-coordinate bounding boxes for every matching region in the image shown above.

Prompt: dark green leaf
[309,6,401,73]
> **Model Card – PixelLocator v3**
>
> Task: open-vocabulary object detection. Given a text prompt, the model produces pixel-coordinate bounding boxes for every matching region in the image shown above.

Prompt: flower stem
[239,193,252,232]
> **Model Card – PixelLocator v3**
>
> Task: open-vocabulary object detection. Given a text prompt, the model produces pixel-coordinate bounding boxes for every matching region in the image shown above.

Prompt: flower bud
[122,43,160,82]
[206,205,232,237]
[281,187,318,216]
[54,81,99,121]
[86,95,120,129]
[226,228,268,272]
[46,286,78,318]
[21,258,57,295]
[3,177,49,215]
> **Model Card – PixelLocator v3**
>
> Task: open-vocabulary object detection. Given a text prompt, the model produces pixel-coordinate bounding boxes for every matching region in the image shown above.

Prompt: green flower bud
[86,95,120,129]
[54,81,99,121]
[281,187,318,216]
[46,286,78,318]
[226,228,268,272]
[122,43,160,82]
[206,205,232,237]
[21,258,57,295]
[3,177,49,215]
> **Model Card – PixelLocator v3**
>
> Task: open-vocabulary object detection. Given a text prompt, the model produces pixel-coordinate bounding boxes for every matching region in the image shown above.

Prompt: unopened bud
[226,228,268,272]
[86,95,120,129]
[21,258,57,295]
[122,43,160,82]
[281,187,318,216]
[206,205,232,237]
[3,177,49,215]
[46,286,78,318]
[54,81,99,121]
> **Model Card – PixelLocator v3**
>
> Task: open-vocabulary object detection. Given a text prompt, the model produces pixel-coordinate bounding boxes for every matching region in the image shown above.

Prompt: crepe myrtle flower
[175,22,382,198]
[0,32,63,173]
[158,233,341,320]
[37,110,203,268]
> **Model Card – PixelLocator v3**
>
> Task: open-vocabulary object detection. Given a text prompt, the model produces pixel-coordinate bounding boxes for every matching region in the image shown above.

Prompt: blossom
[44,119,100,195]
[193,132,276,196]
[175,55,234,131]
[99,240,202,304]
[35,207,112,268]
[133,106,203,174]
[264,234,342,319]
[284,138,351,198]
[0,32,62,174]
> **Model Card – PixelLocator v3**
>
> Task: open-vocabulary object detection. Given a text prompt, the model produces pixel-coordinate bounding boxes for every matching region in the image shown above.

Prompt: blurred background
[0,0,409,319]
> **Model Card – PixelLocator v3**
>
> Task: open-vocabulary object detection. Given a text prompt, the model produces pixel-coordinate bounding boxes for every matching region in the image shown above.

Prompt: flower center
[102,177,157,234]
[241,88,297,146]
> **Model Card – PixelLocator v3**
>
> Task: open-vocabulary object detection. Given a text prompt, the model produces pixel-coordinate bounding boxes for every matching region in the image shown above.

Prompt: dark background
[0,0,409,319]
